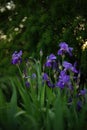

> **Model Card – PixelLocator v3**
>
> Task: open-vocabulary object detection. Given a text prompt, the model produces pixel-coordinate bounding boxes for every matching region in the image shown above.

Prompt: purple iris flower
[59,70,66,77]
[63,61,78,73]
[12,50,22,64]
[25,81,30,87]
[46,80,54,88]
[32,73,36,79]
[45,54,56,67]
[57,42,73,56]
[61,75,70,84]
[56,70,71,89]
[45,61,52,67]
[59,70,70,84]
[79,89,87,96]
[77,100,82,111]
[56,80,65,89]
[42,73,49,81]
[42,73,54,88]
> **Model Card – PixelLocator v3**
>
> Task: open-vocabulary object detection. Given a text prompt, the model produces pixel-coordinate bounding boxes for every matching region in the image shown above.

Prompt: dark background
[0,0,87,84]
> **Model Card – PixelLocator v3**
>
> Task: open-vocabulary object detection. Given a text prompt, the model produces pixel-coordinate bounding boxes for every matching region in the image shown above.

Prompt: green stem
[17,64,25,87]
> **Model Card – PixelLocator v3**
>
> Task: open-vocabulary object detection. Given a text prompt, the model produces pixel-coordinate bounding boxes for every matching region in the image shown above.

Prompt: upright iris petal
[12,50,22,64]
[59,42,69,50]
[57,42,73,56]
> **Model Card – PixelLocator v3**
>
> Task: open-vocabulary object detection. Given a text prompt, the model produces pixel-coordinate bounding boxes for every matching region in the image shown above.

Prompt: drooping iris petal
[56,80,65,89]
[79,89,87,96]
[63,61,72,70]
[71,66,78,73]
[58,49,64,55]
[46,80,54,88]
[45,61,52,67]
[63,61,78,73]
[42,73,49,81]
[42,73,54,88]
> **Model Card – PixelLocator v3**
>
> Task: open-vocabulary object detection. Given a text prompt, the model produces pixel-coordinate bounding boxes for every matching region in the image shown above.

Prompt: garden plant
[0,42,87,130]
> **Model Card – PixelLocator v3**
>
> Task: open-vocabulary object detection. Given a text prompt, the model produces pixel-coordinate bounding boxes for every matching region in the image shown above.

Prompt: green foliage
[0,1,87,130]
[0,60,87,130]
[0,0,87,80]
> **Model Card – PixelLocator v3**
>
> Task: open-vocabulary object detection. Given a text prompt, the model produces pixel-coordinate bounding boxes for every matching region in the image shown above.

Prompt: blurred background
[0,0,87,84]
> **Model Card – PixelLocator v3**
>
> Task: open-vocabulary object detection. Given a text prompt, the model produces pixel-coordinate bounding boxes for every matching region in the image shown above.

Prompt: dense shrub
[0,0,87,83]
